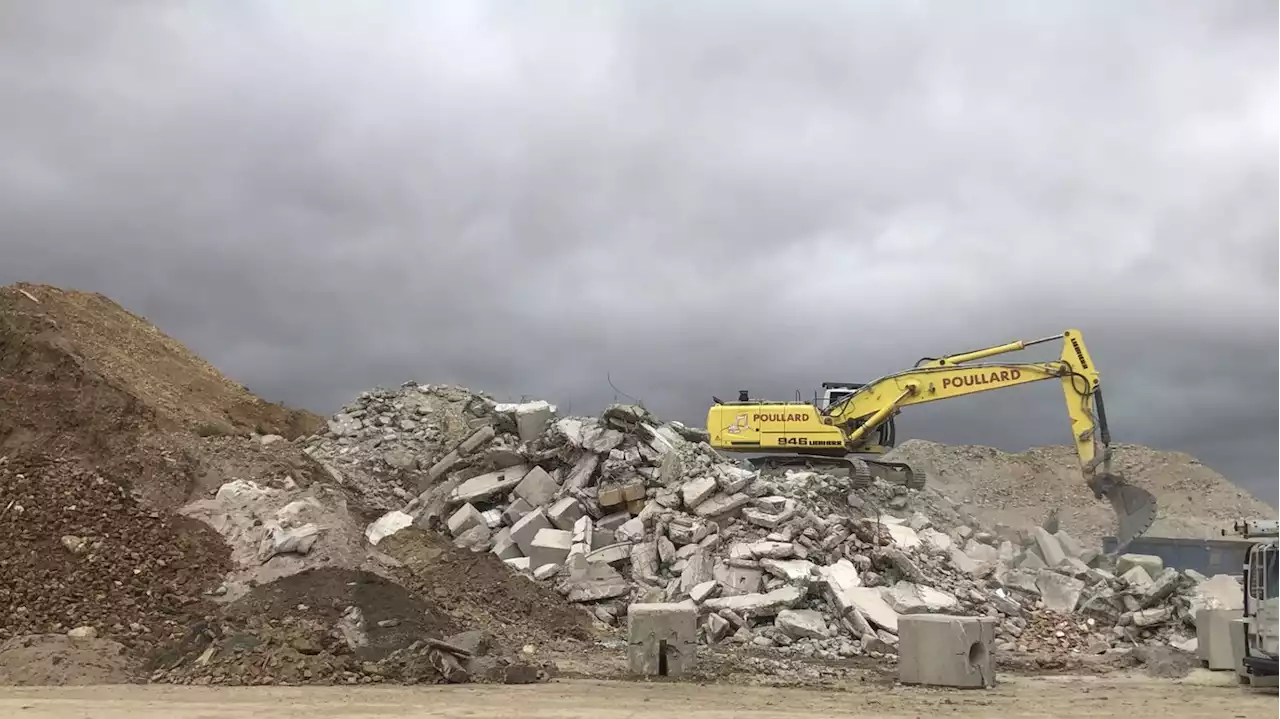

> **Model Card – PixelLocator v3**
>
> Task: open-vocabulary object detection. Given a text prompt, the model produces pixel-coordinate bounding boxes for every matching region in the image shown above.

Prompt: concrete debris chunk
[1116,553,1163,577]
[883,581,960,615]
[1036,571,1086,613]
[898,615,996,689]
[528,528,573,569]
[703,586,803,618]
[513,466,560,507]
[547,496,585,530]
[693,492,751,518]
[365,510,414,545]
[1031,527,1067,567]
[510,508,554,555]
[446,503,486,537]
[760,558,816,585]
[775,609,831,640]
[451,466,528,504]
[837,587,900,632]
[681,476,718,509]
[885,523,921,549]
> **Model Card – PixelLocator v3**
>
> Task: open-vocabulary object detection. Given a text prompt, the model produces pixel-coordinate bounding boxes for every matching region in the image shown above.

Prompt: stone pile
[309,383,1243,664]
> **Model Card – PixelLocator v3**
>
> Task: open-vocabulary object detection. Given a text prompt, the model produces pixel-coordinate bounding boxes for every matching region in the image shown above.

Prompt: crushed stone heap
[310,383,1243,666]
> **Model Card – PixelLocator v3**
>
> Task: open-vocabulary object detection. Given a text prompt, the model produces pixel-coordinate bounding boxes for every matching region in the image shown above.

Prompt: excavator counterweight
[706,329,1159,549]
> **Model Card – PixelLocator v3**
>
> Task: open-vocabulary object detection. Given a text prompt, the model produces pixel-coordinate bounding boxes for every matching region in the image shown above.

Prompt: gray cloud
[2,1,1276,503]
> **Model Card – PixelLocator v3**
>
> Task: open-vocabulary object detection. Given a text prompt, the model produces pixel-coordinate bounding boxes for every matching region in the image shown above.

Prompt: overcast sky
[1,1,1276,503]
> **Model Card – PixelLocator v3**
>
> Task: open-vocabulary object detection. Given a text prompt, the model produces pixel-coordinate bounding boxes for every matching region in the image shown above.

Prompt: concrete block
[502,497,534,526]
[503,557,531,573]
[446,503,485,537]
[1195,607,1242,670]
[510,508,554,555]
[514,401,554,442]
[490,527,522,560]
[626,498,647,515]
[547,496,585,530]
[1031,528,1066,568]
[592,529,616,548]
[528,528,573,570]
[898,614,997,689]
[426,449,461,482]
[1228,617,1248,681]
[514,466,560,507]
[627,602,697,677]
[597,483,626,507]
[620,481,646,502]
[1116,553,1163,577]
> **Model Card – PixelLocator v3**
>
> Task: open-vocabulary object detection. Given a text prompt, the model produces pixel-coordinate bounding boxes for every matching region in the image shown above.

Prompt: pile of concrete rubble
[304,384,1243,663]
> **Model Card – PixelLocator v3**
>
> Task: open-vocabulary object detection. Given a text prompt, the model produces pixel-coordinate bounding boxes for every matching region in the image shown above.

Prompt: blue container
[1102,535,1253,576]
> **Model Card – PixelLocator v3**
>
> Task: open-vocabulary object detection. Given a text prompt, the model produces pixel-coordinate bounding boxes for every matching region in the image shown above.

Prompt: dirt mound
[0,634,136,685]
[224,568,459,655]
[379,528,596,645]
[0,283,324,509]
[883,440,1274,546]
[151,568,549,686]
[0,455,229,648]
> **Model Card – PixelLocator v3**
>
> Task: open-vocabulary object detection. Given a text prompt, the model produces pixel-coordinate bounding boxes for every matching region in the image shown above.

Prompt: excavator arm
[822,329,1157,548]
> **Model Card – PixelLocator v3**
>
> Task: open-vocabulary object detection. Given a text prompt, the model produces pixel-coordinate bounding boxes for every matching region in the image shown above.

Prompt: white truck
[1226,518,1278,688]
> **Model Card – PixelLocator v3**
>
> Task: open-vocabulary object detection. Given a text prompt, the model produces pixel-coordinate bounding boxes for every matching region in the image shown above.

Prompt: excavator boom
[706,329,1158,549]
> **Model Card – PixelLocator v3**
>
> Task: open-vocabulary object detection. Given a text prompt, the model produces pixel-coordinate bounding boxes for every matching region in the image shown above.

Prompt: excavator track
[746,453,928,492]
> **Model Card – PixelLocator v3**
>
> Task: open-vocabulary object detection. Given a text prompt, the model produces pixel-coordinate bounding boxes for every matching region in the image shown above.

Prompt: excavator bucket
[1089,472,1158,550]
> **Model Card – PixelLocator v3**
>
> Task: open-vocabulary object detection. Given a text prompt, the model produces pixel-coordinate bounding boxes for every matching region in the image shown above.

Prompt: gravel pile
[0,454,231,648]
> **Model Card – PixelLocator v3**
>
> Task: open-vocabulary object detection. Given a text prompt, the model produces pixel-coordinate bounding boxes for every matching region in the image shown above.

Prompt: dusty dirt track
[2,674,1275,719]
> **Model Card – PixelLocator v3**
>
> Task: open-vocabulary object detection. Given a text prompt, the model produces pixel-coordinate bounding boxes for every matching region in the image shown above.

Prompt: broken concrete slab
[628,602,697,677]
[883,581,960,615]
[1053,529,1085,559]
[919,528,953,553]
[775,609,830,640]
[586,542,632,566]
[885,524,921,550]
[561,561,632,602]
[1032,527,1066,568]
[898,614,997,689]
[703,586,803,618]
[681,476,718,509]
[693,492,751,518]
[451,465,530,504]
[679,550,714,593]
[838,587,900,633]
[718,564,764,595]
[760,558,816,585]
[1119,565,1154,591]
[1035,571,1085,613]
[689,581,718,604]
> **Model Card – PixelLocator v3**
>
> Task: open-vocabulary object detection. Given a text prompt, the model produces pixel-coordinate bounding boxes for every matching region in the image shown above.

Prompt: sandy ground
[2,673,1275,719]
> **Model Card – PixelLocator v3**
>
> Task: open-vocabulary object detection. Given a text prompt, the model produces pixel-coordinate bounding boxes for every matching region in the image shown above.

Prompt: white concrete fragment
[365,510,413,545]
[446,503,485,537]
[1036,571,1085,613]
[885,524,921,550]
[681,476,718,509]
[1116,553,1163,577]
[1032,527,1067,567]
[919,528,953,552]
[527,528,573,570]
[703,586,803,617]
[513,466,560,507]
[883,581,960,615]
[775,609,831,640]
[510,508,554,555]
[840,587,900,632]
[547,496,585,530]
[760,558,816,585]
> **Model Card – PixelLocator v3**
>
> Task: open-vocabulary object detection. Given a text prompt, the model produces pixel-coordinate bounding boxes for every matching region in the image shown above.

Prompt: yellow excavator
[706,329,1159,548]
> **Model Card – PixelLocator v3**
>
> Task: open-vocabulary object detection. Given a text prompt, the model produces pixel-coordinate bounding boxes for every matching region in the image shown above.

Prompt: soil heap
[881,439,1274,545]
